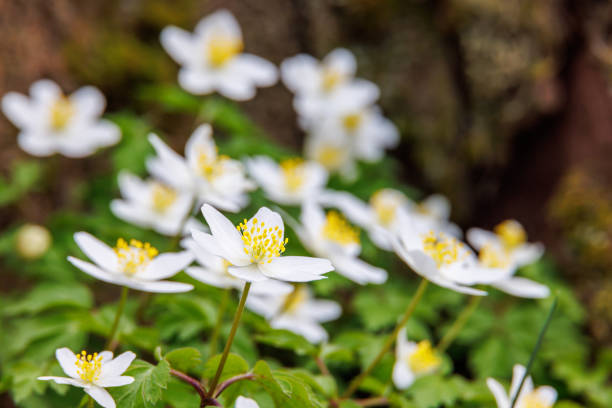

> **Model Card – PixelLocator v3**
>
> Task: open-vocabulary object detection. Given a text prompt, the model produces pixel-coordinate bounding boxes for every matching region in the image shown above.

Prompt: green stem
[206,282,251,397]
[208,288,231,358]
[436,295,482,354]
[88,396,94,408]
[105,286,129,350]
[509,297,557,408]
[342,279,428,399]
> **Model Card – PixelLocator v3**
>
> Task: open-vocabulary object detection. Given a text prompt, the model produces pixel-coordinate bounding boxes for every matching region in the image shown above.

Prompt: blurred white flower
[161,9,277,101]
[293,201,387,285]
[192,204,334,283]
[392,328,441,390]
[68,232,193,293]
[246,156,328,205]
[467,220,549,298]
[246,284,341,344]
[235,396,259,408]
[2,79,120,157]
[147,124,254,212]
[407,194,462,239]
[38,348,135,408]
[16,224,52,260]
[304,133,355,179]
[487,364,557,408]
[110,172,193,236]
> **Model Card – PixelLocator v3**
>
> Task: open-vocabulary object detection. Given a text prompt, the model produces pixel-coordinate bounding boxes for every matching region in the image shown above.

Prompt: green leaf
[202,353,249,383]
[255,329,317,356]
[165,347,202,373]
[0,160,42,206]
[4,283,93,316]
[111,359,170,408]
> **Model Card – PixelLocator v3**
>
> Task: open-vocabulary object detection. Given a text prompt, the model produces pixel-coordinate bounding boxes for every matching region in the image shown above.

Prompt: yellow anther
[407,341,440,374]
[316,145,345,171]
[237,218,287,263]
[422,231,462,268]
[478,243,510,269]
[280,158,306,191]
[342,113,363,132]
[323,211,360,245]
[49,95,74,131]
[208,34,243,67]
[113,238,158,275]
[151,183,177,212]
[75,351,103,383]
[321,67,343,92]
[494,220,527,250]
[370,190,401,226]
[521,392,552,408]
[281,285,308,314]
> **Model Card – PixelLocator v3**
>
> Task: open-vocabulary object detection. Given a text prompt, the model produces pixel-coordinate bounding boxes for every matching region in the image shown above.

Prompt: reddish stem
[213,373,255,397]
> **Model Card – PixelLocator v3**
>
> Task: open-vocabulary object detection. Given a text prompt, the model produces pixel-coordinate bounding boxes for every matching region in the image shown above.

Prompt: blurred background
[1,0,612,343]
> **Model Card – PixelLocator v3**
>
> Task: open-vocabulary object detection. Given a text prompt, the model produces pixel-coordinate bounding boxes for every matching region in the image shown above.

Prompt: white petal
[186,266,238,289]
[325,48,356,77]
[17,132,57,157]
[202,204,250,265]
[421,194,451,221]
[110,200,151,228]
[38,376,85,388]
[2,92,32,128]
[228,264,269,282]
[73,232,118,271]
[486,378,510,408]
[30,79,62,103]
[249,207,284,234]
[178,68,216,95]
[195,9,242,40]
[512,243,544,268]
[392,360,415,390]
[299,299,341,322]
[160,26,194,65]
[230,54,278,86]
[491,277,550,299]
[260,256,332,282]
[320,190,372,228]
[216,73,257,101]
[85,386,116,408]
[147,133,192,189]
[100,351,136,379]
[70,86,106,119]
[138,251,194,280]
[96,376,134,388]
[128,280,194,293]
[330,255,387,285]
[466,228,499,250]
[99,351,113,363]
[535,386,557,406]
[56,347,79,379]
[246,293,282,318]
[236,396,260,408]
[191,230,227,260]
[280,54,320,93]
[271,316,328,344]
[250,279,294,296]
[67,257,126,286]
[510,365,529,401]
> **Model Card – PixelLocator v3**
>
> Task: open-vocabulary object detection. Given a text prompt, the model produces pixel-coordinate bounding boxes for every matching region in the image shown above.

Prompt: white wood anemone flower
[280,48,379,124]
[38,348,135,408]
[68,232,194,293]
[2,79,120,157]
[304,132,355,179]
[110,171,193,236]
[292,200,387,285]
[406,194,463,239]
[192,204,334,283]
[246,156,328,205]
[182,234,293,295]
[392,328,441,390]
[160,9,277,101]
[235,396,259,408]
[487,364,557,408]
[392,217,488,296]
[246,285,341,344]
[467,220,549,298]
[147,124,255,213]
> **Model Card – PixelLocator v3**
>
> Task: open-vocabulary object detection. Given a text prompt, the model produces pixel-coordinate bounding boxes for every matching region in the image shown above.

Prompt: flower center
[207,34,243,67]
[521,391,551,408]
[49,96,74,131]
[321,67,343,92]
[342,113,363,132]
[478,243,510,268]
[494,220,526,250]
[113,238,159,275]
[75,351,102,383]
[281,285,308,314]
[151,183,177,213]
[422,231,463,268]
[316,145,345,170]
[370,191,399,226]
[237,217,288,263]
[407,340,441,375]
[323,210,360,245]
[280,158,305,192]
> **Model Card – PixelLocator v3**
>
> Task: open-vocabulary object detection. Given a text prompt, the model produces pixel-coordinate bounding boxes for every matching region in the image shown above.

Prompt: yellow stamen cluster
[281,285,308,314]
[422,231,463,268]
[113,238,159,275]
[478,243,510,269]
[50,96,74,131]
[494,219,527,250]
[323,211,360,245]
[280,158,306,192]
[321,68,343,92]
[342,112,363,132]
[316,146,345,171]
[208,35,243,67]
[370,190,399,226]
[237,218,288,263]
[75,351,102,383]
[407,341,441,374]
[521,391,551,408]
[197,146,229,181]
[151,183,177,212]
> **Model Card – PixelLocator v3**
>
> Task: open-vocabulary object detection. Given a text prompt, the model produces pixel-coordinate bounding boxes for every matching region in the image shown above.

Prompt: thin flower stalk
[106,286,129,350]
[436,295,482,354]
[208,288,231,358]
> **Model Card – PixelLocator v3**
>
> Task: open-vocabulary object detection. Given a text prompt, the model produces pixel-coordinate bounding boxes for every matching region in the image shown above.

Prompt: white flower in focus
[160,10,277,101]
[16,224,52,260]
[293,200,387,284]
[192,204,334,283]
[2,80,120,157]
[246,285,341,344]
[392,217,487,295]
[147,124,254,212]
[110,172,193,236]
[467,220,549,298]
[392,328,441,390]
[281,48,379,123]
[68,232,194,293]
[246,156,328,205]
[38,348,135,408]
[487,364,557,408]
[235,396,259,408]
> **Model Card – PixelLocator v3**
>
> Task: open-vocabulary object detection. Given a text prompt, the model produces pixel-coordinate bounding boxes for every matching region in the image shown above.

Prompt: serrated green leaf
[165,347,202,373]
[111,359,170,408]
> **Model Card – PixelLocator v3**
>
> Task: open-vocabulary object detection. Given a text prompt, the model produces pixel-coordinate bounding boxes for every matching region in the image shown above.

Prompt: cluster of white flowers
[0,8,558,407]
